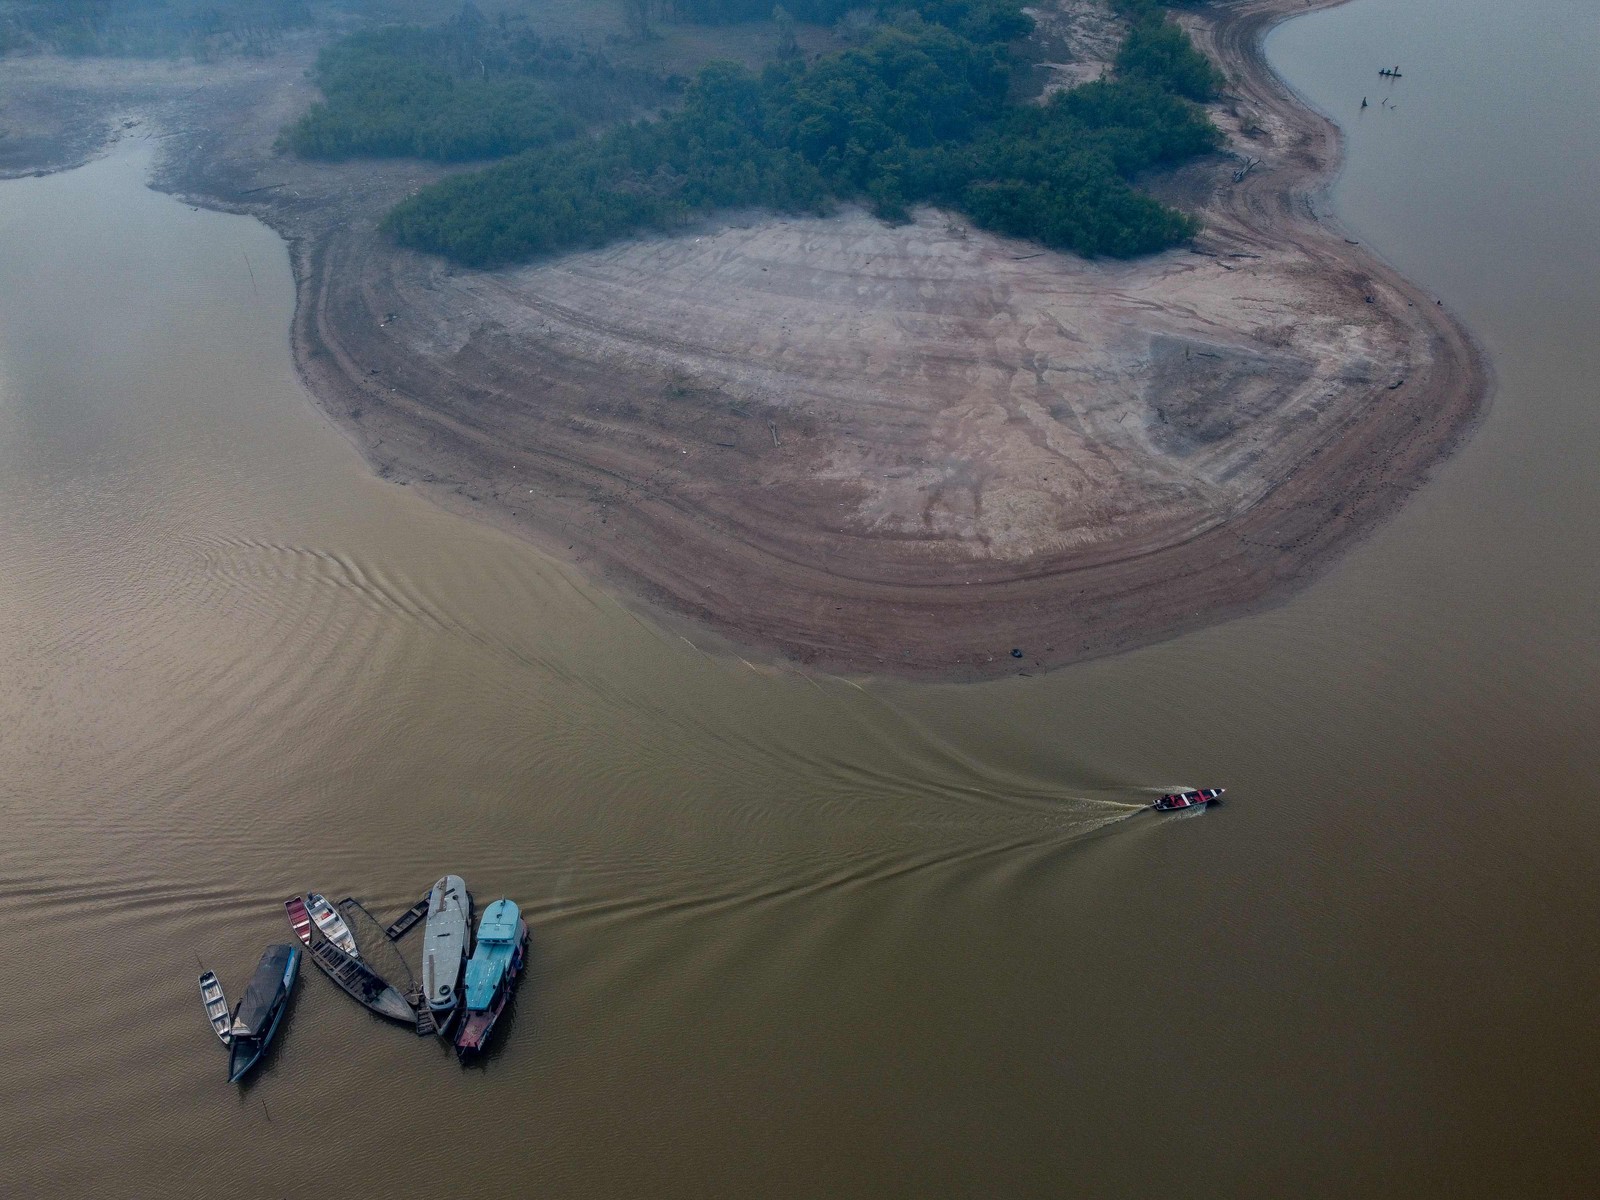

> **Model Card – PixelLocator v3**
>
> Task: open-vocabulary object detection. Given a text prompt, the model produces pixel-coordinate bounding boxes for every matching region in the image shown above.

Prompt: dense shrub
[269,1,1224,265]
[280,14,597,162]
[659,0,1031,41]
[383,6,1221,266]
[1114,12,1224,101]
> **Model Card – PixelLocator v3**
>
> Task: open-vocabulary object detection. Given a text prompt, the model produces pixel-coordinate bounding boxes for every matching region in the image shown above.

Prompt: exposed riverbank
[0,0,1488,679]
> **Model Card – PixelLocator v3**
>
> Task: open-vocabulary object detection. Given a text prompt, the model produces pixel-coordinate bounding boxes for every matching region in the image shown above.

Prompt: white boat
[307,893,360,958]
[199,970,232,1043]
[421,874,471,1030]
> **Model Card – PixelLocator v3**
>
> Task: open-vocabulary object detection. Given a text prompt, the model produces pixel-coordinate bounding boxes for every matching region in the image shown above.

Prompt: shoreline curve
[1,0,1491,681]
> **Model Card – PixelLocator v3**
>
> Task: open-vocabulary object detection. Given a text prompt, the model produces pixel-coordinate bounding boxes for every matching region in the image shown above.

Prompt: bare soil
[0,0,1489,680]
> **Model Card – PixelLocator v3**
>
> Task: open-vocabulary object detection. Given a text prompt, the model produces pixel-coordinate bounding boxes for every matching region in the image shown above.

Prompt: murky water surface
[3,0,1599,1194]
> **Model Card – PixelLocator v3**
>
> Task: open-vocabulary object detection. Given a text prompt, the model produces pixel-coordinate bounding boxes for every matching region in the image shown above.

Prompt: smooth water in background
[2,0,1598,1194]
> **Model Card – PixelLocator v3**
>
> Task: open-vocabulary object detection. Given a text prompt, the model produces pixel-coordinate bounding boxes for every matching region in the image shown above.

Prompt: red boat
[284,896,313,947]
[1152,787,1224,812]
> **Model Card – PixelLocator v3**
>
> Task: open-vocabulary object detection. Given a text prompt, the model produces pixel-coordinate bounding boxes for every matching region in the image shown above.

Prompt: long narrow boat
[307,938,415,1024]
[307,892,359,958]
[226,944,300,1082]
[455,898,528,1059]
[1151,787,1225,812]
[283,896,313,947]
[421,874,471,1036]
[198,970,232,1043]
[383,895,432,942]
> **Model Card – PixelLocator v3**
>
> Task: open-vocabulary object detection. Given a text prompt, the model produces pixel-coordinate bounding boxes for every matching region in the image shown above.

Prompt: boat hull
[228,986,291,1082]
[1152,787,1225,812]
[283,896,313,948]
[455,919,527,1059]
[307,893,360,958]
[227,945,299,1082]
[307,938,415,1024]
[428,1003,459,1038]
[199,971,232,1043]
[421,874,471,1019]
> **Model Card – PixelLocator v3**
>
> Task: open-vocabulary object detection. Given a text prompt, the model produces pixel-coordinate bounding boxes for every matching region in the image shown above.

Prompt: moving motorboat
[226,943,300,1082]
[307,893,359,958]
[421,874,471,1034]
[1152,787,1224,812]
[454,898,528,1059]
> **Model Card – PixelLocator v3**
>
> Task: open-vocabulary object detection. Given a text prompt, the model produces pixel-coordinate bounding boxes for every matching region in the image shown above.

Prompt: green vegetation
[1112,3,1225,102]
[279,5,689,162]
[651,0,1029,40]
[283,17,581,161]
[285,0,1224,266]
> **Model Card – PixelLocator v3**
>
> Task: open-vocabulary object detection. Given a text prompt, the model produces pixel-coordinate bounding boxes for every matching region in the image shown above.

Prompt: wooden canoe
[199,970,231,1043]
[283,895,313,947]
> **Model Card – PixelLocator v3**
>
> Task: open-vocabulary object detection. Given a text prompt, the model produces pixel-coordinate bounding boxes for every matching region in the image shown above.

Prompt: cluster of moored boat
[200,874,528,1082]
[202,788,1220,1082]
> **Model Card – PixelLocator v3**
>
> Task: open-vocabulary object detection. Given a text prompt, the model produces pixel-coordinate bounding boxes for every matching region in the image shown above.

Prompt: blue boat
[454,898,527,1058]
[226,943,299,1082]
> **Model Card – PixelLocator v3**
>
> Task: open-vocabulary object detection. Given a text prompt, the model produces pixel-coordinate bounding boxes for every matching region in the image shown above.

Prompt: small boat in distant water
[226,944,299,1082]
[1152,787,1225,812]
[307,893,359,958]
[198,970,232,1043]
[284,896,313,947]
[421,874,471,1035]
[455,898,528,1059]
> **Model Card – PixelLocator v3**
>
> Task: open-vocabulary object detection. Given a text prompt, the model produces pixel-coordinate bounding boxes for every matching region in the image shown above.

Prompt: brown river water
[3,0,1599,1194]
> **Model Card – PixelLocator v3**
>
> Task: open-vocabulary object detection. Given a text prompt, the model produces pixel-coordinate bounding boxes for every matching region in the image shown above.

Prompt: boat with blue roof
[454,898,527,1059]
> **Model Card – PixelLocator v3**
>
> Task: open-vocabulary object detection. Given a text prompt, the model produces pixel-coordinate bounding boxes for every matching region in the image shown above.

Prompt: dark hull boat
[227,943,300,1083]
[1152,787,1224,812]
[455,899,528,1060]
[307,937,415,1024]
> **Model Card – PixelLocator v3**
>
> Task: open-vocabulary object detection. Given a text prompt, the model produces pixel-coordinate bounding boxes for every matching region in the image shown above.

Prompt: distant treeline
[643,0,1030,38]
[0,0,311,57]
[280,6,677,162]
[283,14,576,161]
[291,0,1227,265]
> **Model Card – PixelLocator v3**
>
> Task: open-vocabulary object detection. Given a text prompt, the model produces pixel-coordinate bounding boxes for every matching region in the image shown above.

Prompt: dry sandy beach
[0,0,1488,679]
